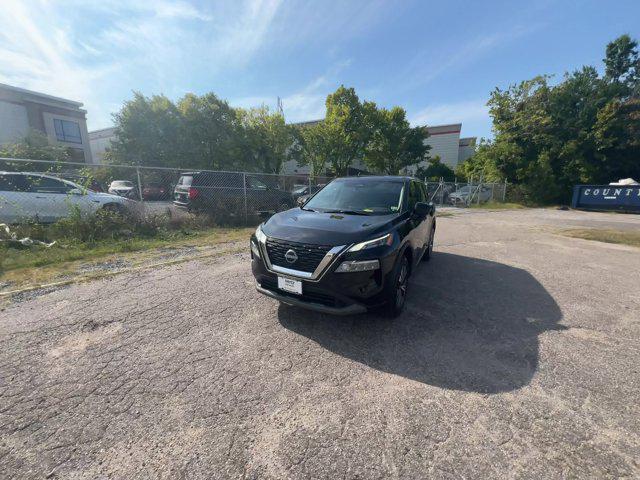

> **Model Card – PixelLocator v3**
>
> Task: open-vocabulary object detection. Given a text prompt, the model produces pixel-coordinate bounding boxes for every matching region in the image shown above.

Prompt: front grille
[260,277,340,308]
[265,238,332,273]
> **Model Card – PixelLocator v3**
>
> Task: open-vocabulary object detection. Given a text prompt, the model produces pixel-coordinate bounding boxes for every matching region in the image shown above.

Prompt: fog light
[335,259,380,273]
[250,240,261,258]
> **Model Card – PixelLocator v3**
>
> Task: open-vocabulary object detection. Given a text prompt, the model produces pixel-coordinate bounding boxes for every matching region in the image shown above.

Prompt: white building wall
[458,144,475,163]
[425,131,461,169]
[0,100,29,144]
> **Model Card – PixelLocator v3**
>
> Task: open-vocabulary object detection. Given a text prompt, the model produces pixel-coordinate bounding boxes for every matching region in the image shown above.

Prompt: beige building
[0,83,93,163]
[89,126,117,164]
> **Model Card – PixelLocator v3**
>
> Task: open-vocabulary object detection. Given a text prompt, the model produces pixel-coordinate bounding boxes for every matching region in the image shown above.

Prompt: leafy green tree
[459,35,640,204]
[604,34,639,91]
[416,156,455,181]
[363,106,428,174]
[0,130,71,173]
[238,106,297,173]
[297,121,330,178]
[107,92,184,167]
[178,93,242,170]
[323,86,370,175]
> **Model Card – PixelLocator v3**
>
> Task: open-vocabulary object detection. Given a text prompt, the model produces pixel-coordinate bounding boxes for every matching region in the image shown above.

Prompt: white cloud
[0,0,283,129]
[230,59,352,123]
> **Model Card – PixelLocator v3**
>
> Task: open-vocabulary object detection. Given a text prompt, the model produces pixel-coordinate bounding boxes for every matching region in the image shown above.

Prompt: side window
[26,176,74,194]
[417,182,427,203]
[408,182,420,209]
[0,175,27,192]
[247,176,267,190]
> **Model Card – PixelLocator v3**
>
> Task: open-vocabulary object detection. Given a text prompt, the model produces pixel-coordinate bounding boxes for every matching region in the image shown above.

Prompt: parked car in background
[0,172,134,224]
[251,176,436,317]
[142,182,170,201]
[108,180,138,199]
[173,171,294,216]
[448,185,493,205]
[292,183,326,202]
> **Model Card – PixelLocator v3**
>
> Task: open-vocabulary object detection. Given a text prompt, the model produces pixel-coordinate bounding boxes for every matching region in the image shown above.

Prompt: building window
[53,119,82,144]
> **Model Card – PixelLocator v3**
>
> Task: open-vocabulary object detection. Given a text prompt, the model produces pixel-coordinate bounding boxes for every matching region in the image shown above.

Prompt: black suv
[250,176,436,316]
[174,171,294,216]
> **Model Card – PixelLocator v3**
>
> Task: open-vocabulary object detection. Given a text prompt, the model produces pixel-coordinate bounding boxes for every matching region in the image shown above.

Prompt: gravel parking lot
[1,208,639,479]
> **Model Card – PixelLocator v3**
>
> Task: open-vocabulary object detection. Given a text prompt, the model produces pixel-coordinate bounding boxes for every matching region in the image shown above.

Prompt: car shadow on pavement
[277,252,565,394]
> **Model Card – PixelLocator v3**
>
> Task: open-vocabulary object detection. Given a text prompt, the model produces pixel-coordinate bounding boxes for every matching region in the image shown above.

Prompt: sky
[1,0,638,139]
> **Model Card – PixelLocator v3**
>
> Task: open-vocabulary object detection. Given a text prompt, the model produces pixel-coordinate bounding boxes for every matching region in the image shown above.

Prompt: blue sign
[571,184,640,212]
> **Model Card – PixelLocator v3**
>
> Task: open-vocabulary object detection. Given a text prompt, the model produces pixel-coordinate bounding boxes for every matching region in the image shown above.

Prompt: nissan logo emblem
[284,249,298,263]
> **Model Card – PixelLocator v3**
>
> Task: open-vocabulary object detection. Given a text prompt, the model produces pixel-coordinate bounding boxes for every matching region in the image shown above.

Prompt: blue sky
[1,0,638,139]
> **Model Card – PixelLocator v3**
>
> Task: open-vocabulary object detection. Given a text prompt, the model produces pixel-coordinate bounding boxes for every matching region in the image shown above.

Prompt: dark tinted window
[408,181,420,208]
[53,119,82,144]
[26,176,74,194]
[0,174,27,192]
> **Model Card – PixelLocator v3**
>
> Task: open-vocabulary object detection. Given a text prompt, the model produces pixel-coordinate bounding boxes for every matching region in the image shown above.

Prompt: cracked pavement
[1,208,639,479]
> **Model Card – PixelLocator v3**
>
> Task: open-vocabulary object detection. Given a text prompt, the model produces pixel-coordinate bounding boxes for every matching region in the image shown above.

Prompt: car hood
[262,208,400,245]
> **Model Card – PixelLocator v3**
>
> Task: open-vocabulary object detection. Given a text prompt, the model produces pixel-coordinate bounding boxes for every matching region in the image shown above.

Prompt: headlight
[335,260,380,273]
[250,239,261,258]
[255,224,266,243]
[348,233,393,252]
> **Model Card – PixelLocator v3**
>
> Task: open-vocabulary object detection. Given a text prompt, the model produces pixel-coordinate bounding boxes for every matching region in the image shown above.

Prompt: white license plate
[277,276,302,295]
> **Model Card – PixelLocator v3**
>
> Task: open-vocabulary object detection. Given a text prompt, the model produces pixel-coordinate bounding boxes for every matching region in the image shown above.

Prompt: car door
[415,181,431,244]
[26,175,75,222]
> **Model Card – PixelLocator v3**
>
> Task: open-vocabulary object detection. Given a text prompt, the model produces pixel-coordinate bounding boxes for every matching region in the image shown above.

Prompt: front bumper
[255,283,366,315]
[251,235,398,315]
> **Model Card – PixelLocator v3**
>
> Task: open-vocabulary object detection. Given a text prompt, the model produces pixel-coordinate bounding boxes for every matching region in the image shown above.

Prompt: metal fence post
[243,172,247,223]
[439,178,444,206]
[136,167,143,203]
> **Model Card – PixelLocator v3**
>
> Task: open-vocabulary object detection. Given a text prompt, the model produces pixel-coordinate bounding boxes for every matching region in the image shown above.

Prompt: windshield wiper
[324,209,371,216]
[300,206,316,212]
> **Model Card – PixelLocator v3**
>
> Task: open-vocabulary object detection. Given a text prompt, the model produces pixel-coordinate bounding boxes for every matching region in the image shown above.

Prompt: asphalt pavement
[1,208,639,479]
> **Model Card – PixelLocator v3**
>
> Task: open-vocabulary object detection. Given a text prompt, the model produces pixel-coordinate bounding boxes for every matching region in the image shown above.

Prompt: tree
[417,156,455,181]
[298,121,330,178]
[107,92,184,167]
[238,106,297,174]
[323,86,370,175]
[363,106,428,174]
[459,35,640,204]
[604,34,639,91]
[178,93,242,171]
[0,130,71,171]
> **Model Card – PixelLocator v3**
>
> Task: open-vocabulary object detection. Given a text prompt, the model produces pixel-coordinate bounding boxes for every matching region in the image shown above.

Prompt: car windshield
[112,181,133,187]
[456,186,472,193]
[304,179,404,215]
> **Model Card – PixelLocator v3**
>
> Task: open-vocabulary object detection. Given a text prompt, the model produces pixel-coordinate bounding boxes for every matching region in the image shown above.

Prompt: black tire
[383,255,410,318]
[422,225,435,262]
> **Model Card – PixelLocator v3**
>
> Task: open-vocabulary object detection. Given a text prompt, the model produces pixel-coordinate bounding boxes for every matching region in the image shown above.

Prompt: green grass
[561,228,640,248]
[0,227,253,290]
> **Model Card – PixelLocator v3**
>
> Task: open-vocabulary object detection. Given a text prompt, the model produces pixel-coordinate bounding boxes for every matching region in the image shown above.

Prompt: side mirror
[414,202,430,218]
[69,188,85,196]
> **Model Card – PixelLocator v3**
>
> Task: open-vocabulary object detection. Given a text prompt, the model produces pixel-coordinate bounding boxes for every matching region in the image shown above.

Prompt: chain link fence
[425,179,508,207]
[0,157,333,225]
[1,157,512,227]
